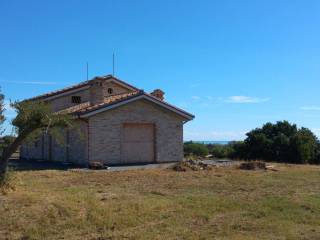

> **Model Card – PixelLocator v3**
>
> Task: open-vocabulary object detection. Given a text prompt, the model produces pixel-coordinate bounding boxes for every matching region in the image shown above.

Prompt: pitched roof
[61,91,141,114]
[28,75,194,121]
[27,80,90,101]
[60,90,194,120]
[26,75,139,101]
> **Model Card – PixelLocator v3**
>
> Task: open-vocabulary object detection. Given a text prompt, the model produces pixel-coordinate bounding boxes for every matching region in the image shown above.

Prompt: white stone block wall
[88,99,184,164]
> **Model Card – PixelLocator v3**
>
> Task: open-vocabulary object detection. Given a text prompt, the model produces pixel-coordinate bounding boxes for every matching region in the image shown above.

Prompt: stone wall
[90,79,133,105]
[67,121,88,164]
[49,79,133,112]
[20,121,88,165]
[88,99,185,164]
[103,81,131,96]
[50,88,90,111]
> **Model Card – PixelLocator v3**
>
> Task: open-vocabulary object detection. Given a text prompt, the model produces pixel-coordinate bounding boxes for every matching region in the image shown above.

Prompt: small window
[107,88,113,94]
[71,96,82,104]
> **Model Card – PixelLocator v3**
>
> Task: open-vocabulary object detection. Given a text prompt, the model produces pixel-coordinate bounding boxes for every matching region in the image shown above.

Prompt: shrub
[207,144,234,158]
[184,142,209,157]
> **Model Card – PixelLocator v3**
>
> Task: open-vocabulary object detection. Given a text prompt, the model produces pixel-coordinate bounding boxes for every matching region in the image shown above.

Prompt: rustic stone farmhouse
[20,75,194,165]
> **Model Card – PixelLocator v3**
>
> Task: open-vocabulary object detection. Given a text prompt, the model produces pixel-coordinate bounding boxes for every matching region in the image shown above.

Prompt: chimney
[150,89,165,101]
[89,77,105,105]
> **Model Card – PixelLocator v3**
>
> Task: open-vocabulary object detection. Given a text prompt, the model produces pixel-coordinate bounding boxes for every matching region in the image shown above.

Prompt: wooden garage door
[121,123,155,164]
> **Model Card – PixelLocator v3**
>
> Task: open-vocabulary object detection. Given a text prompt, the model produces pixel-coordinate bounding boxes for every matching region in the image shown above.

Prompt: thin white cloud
[191,96,200,100]
[0,80,58,85]
[226,96,270,104]
[300,106,320,111]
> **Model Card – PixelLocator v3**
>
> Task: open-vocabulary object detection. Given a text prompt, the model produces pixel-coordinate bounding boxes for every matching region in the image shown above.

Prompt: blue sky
[1,0,320,140]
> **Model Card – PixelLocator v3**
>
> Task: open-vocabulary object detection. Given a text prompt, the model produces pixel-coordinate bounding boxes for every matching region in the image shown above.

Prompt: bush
[184,142,209,157]
[207,144,234,158]
[184,141,245,159]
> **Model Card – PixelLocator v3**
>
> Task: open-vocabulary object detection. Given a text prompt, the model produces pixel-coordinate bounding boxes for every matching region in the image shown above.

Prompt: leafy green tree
[241,121,320,164]
[0,99,73,182]
[245,130,273,160]
[229,141,247,159]
[290,128,318,164]
[0,136,16,155]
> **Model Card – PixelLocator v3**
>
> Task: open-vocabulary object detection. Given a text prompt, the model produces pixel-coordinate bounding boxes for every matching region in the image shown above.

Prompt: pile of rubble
[239,161,279,171]
[88,161,110,170]
[173,159,213,171]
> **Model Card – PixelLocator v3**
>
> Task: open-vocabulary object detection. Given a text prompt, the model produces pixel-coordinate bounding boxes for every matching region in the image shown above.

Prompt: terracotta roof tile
[61,91,142,115]
[58,102,91,114]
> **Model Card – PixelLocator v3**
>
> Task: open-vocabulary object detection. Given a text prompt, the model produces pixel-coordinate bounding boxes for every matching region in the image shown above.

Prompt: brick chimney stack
[150,89,165,101]
[89,77,105,105]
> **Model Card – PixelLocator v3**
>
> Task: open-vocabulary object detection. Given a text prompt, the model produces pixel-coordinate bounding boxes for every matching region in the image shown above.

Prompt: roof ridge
[25,80,90,101]
[24,75,138,101]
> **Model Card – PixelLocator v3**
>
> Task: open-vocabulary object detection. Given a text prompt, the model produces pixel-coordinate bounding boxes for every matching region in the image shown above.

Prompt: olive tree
[0,96,73,182]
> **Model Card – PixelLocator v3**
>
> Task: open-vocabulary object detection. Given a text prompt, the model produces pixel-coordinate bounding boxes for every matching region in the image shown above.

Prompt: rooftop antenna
[86,62,89,81]
[112,53,115,76]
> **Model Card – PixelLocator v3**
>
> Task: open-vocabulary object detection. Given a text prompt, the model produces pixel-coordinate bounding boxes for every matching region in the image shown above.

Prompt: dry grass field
[1,164,320,239]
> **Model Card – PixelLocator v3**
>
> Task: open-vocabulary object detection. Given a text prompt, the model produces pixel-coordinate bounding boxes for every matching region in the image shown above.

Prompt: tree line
[185,121,320,164]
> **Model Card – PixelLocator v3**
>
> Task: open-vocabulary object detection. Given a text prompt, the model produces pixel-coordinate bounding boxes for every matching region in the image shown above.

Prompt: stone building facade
[20,75,194,165]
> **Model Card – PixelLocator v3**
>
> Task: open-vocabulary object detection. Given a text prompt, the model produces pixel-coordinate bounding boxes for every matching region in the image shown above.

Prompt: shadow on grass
[8,158,85,171]
[7,158,176,171]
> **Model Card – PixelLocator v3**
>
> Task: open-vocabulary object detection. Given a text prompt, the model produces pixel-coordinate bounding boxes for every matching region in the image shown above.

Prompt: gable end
[80,94,194,121]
